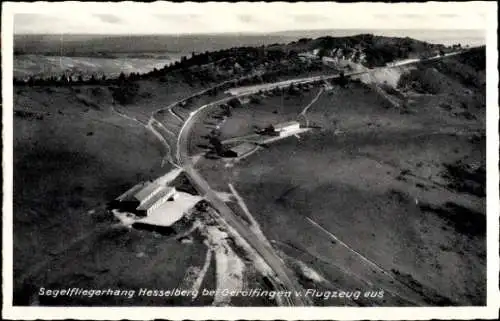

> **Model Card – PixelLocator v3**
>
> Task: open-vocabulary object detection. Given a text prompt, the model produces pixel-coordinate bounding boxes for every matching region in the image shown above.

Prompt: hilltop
[15,33,466,85]
[12,33,486,306]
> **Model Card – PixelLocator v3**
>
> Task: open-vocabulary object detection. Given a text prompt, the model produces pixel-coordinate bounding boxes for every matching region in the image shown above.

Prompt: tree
[336,71,348,88]
[112,82,140,105]
[78,75,84,83]
[227,97,242,108]
[60,73,68,85]
[250,96,261,104]
[318,48,329,59]
[118,72,126,83]
[209,136,224,155]
[221,104,232,117]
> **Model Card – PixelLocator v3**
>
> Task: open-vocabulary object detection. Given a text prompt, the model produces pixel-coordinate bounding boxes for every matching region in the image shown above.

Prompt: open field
[12,40,487,307]
[112,78,217,123]
[14,54,181,79]
[194,52,486,306]
[218,86,322,140]
[13,79,278,307]
[12,84,214,305]
[23,224,209,306]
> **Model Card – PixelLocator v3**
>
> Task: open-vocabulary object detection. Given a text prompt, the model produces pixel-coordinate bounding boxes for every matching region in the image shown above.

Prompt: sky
[9,2,492,35]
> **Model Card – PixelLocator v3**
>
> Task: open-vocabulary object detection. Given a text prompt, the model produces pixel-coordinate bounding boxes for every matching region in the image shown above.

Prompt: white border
[2,2,499,320]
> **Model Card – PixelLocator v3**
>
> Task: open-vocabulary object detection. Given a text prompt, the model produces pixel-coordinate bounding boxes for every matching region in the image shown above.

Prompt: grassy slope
[195,51,486,306]
[12,84,208,305]
[218,88,323,140]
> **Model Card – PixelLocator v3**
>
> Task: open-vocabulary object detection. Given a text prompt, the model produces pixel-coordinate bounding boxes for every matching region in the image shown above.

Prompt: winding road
[145,49,469,306]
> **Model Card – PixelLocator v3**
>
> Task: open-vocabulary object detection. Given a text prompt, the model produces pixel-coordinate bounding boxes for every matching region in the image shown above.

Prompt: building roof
[238,97,250,103]
[230,142,257,156]
[134,183,164,204]
[273,121,300,130]
[115,182,147,202]
[136,186,177,211]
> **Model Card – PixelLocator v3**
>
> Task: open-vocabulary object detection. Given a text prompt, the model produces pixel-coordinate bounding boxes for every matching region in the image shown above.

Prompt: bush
[397,69,442,94]
[249,96,261,104]
[227,97,242,108]
[111,81,140,105]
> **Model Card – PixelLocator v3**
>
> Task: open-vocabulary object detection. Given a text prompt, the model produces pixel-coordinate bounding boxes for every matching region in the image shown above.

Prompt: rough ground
[194,51,486,306]
[13,79,275,307]
[12,83,211,305]
[12,48,486,306]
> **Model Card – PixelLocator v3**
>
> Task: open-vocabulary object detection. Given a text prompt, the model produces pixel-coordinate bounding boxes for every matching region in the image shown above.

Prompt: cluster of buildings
[270,121,301,136]
[254,120,302,138]
[225,121,302,158]
[111,181,178,217]
[298,47,367,67]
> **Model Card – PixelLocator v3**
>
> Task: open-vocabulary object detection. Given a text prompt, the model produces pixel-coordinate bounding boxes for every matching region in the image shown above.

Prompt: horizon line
[13,27,486,36]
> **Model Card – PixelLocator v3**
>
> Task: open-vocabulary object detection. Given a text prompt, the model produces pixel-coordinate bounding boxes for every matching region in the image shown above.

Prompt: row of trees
[13,70,149,87]
[14,37,327,90]
[14,73,107,86]
[15,38,314,88]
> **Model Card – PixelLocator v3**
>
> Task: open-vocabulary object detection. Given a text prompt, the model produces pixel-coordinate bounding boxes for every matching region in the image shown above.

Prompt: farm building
[112,182,178,217]
[237,97,251,105]
[229,142,257,157]
[271,121,301,136]
[298,52,317,61]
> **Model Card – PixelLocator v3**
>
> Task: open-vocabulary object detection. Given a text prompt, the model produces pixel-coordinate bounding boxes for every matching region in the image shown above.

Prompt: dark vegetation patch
[452,46,486,71]
[419,47,485,91]
[397,67,451,94]
[110,79,141,105]
[14,110,44,120]
[391,269,456,306]
[418,202,485,237]
[442,160,486,197]
[311,34,438,67]
[131,222,176,236]
[170,172,198,195]
[433,60,485,90]
[387,189,410,203]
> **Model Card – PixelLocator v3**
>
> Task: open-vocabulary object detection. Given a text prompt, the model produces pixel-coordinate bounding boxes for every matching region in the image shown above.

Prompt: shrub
[227,97,242,108]
[111,81,140,105]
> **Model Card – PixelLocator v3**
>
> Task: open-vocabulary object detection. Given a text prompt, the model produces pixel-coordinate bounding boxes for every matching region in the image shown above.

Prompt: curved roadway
[151,49,469,307]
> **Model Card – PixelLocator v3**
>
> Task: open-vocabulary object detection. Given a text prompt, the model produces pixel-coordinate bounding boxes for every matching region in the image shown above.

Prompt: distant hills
[14,29,484,57]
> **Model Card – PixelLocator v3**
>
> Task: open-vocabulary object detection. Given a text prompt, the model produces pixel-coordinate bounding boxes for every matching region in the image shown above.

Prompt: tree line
[13,71,149,87]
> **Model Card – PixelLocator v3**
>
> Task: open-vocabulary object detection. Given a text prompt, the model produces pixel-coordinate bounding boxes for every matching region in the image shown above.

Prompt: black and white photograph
[2,1,499,320]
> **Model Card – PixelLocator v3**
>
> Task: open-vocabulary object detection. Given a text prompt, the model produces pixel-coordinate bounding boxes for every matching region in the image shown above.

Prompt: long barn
[112,182,178,216]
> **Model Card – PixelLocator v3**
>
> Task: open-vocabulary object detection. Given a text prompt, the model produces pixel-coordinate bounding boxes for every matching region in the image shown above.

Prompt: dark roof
[136,187,177,211]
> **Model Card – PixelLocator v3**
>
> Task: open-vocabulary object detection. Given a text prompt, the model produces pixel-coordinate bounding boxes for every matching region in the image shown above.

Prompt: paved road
[158,49,470,306]
[224,50,465,96]
[177,102,310,305]
[182,163,309,306]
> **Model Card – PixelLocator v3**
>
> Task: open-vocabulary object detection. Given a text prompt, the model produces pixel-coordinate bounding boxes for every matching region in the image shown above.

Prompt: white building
[230,142,257,157]
[298,52,317,61]
[237,97,251,105]
[136,186,177,216]
[272,121,301,136]
[113,182,178,216]
[322,80,333,91]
